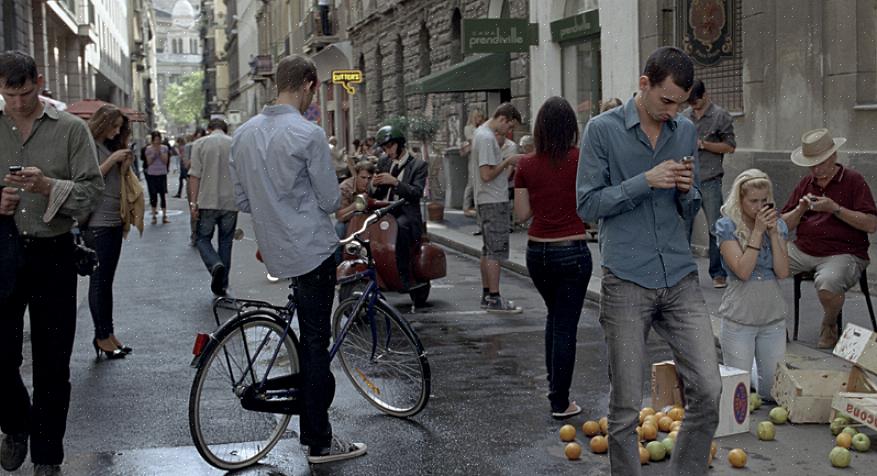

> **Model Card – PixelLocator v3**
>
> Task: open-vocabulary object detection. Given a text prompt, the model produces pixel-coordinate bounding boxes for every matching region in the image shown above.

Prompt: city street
[1,194,873,475]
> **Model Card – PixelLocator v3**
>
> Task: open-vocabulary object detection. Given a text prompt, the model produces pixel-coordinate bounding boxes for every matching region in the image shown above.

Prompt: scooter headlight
[344,242,362,256]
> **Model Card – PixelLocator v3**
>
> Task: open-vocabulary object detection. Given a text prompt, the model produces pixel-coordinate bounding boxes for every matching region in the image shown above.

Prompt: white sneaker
[307,436,367,464]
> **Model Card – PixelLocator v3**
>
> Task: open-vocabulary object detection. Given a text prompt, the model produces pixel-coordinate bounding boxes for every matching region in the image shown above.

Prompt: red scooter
[336,196,446,307]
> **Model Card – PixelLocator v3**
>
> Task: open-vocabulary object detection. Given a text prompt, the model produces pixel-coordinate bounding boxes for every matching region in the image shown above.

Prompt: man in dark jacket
[371,125,428,291]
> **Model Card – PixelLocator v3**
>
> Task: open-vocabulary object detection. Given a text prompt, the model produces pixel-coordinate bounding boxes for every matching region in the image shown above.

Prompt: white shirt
[229,104,341,278]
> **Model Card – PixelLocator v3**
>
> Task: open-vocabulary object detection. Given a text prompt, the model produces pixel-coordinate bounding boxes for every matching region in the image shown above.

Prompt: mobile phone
[681,156,694,164]
[8,165,23,173]
[764,202,775,210]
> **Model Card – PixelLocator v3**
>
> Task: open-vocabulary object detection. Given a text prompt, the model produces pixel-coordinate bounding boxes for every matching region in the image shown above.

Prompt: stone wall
[347,0,531,147]
[0,0,32,53]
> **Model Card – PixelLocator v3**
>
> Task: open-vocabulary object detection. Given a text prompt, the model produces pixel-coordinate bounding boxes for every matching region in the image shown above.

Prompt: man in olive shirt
[0,52,103,475]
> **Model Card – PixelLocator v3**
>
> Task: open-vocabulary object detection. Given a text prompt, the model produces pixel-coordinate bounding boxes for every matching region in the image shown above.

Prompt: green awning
[406,53,510,95]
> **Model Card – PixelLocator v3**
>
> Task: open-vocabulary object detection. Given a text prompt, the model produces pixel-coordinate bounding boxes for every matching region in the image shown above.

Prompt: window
[450,8,462,65]
[395,35,406,115]
[419,22,431,76]
[357,53,368,139]
[561,0,602,127]
[855,0,877,106]
[374,43,384,121]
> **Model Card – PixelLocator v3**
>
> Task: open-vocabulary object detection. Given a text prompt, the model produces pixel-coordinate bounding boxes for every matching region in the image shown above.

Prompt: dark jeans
[685,177,726,279]
[291,255,337,449]
[0,234,77,465]
[145,174,167,209]
[526,241,593,413]
[195,209,238,290]
[83,226,124,340]
[395,213,422,289]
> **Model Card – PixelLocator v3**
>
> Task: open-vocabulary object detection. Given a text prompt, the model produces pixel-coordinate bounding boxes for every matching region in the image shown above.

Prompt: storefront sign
[332,69,363,95]
[550,10,599,44]
[678,0,735,66]
[462,19,538,54]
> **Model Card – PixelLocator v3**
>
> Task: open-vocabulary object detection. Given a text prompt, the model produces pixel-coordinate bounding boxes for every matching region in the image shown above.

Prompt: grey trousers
[600,270,722,476]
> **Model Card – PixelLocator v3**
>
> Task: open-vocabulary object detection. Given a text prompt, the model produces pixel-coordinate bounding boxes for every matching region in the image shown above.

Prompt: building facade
[154,0,202,133]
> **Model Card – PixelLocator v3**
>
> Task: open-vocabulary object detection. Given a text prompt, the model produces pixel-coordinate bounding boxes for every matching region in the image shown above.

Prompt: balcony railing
[303,7,339,46]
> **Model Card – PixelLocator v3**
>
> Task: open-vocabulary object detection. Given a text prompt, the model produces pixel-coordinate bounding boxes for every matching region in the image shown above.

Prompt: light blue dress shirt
[229,104,341,278]
[576,97,700,289]
[714,217,789,281]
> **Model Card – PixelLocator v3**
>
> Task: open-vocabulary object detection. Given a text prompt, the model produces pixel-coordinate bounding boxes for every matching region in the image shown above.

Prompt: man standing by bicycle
[228,54,366,464]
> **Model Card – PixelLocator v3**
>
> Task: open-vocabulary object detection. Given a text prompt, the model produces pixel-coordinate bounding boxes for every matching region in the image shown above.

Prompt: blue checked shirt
[576,97,701,289]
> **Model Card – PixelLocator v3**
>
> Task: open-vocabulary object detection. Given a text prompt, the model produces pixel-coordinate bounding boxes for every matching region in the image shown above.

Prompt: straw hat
[790,128,846,167]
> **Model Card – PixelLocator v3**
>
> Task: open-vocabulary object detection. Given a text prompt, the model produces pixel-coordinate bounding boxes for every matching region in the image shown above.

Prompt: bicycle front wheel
[332,298,431,417]
[189,312,300,470]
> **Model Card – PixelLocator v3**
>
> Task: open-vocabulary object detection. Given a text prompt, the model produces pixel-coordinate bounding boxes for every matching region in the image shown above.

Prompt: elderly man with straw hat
[781,128,877,348]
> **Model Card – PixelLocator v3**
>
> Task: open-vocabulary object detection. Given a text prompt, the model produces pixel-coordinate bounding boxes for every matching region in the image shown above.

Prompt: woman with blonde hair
[85,104,144,359]
[714,169,789,400]
[462,109,486,217]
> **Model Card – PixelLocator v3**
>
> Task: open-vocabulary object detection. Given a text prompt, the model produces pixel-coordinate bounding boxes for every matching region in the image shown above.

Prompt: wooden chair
[792,270,877,341]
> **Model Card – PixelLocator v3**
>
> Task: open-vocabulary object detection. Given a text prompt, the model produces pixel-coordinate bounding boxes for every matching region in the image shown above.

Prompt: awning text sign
[332,69,363,95]
[550,10,599,44]
[462,19,538,54]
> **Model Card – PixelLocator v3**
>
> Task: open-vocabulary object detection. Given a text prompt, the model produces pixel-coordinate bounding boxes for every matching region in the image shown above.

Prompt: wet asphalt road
[7,193,877,475]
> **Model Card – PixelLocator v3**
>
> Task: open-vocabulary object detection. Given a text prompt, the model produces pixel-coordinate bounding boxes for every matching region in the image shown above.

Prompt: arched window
[418,22,431,76]
[450,8,462,64]
[395,35,406,115]
[374,43,384,123]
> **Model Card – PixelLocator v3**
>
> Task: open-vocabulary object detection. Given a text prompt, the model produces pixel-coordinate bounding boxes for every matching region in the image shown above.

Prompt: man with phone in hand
[682,80,736,289]
[0,51,103,476]
[577,47,721,475]
[781,128,877,348]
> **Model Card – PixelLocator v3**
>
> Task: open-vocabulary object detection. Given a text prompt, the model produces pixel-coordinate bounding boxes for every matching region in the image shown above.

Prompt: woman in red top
[514,96,593,419]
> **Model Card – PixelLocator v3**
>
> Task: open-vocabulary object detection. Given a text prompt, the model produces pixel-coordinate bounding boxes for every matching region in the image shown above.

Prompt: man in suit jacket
[371,125,428,290]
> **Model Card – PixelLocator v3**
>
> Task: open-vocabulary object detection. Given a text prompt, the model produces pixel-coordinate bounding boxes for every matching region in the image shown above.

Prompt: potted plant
[407,114,443,221]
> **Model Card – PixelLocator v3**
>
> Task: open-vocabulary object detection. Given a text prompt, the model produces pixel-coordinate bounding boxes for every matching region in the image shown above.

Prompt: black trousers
[0,233,77,465]
[395,213,422,289]
[83,226,124,340]
[291,255,337,449]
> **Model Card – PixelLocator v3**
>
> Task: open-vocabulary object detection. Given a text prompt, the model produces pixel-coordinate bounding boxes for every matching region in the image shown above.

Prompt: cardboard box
[833,324,877,375]
[831,367,877,432]
[771,362,850,423]
[650,361,750,437]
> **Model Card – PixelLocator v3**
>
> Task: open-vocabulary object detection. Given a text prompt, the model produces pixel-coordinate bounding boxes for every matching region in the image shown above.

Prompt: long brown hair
[533,96,578,166]
[88,104,125,146]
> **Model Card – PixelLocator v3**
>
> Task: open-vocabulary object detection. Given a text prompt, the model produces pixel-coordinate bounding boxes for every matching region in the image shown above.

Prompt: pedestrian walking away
[576,46,722,475]
[514,96,593,420]
[184,128,206,245]
[715,169,789,402]
[780,128,877,348]
[144,130,170,224]
[474,102,523,313]
[84,104,145,360]
[174,136,188,198]
[189,118,237,297]
[682,79,737,289]
[0,51,104,476]
[228,53,366,464]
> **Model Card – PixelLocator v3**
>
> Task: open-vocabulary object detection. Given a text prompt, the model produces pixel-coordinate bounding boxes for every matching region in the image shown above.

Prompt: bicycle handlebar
[339,199,406,245]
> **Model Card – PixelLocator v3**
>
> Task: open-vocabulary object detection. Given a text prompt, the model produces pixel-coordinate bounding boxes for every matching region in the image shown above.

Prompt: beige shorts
[788,242,867,294]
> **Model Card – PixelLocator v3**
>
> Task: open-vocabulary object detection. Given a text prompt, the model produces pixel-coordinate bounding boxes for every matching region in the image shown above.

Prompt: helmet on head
[375,125,406,149]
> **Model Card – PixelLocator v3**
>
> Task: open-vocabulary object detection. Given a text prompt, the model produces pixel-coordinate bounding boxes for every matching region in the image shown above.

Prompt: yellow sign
[332,69,363,95]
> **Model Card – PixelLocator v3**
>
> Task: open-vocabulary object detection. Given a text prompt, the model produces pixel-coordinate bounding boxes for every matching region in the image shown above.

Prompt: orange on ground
[668,406,685,421]
[565,442,582,460]
[641,423,658,441]
[559,424,576,442]
[658,416,674,432]
[599,417,609,435]
[639,445,650,464]
[836,432,852,449]
[590,435,609,454]
[582,420,600,437]
[728,448,747,468]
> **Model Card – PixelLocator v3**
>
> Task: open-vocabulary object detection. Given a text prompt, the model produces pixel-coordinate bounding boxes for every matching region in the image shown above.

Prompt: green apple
[768,407,789,424]
[830,446,851,468]
[852,433,871,452]
[661,436,674,455]
[831,417,849,435]
[757,421,776,441]
[646,441,667,462]
[750,392,762,411]
[842,426,858,437]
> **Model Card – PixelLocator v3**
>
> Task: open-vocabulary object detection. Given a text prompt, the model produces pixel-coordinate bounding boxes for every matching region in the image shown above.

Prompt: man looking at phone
[577,46,721,475]
[682,80,736,288]
[0,51,103,475]
[781,128,877,348]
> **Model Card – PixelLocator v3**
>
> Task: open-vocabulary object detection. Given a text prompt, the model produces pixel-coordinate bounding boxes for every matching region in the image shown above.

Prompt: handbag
[72,226,99,276]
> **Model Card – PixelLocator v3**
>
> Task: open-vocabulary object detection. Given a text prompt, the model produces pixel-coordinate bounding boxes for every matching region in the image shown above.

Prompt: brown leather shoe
[817,323,839,349]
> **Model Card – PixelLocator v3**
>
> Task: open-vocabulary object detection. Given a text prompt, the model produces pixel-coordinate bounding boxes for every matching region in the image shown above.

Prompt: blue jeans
[195,209,238,290]
[526,241,593,413]
[686,177,726,279]
[83,226,124,340]
[600,271,722,476]
[720,319,786,402]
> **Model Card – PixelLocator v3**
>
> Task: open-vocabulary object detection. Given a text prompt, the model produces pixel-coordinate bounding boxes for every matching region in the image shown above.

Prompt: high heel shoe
[117,344,133,354]
[93,339,125,360]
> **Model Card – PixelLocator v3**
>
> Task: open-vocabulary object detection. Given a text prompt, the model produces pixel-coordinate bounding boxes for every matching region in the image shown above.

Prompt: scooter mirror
[354,193,368,212]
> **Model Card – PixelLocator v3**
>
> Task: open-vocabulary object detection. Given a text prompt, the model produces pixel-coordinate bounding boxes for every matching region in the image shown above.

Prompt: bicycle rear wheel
[189,312,300,470]
[332,298,430,417]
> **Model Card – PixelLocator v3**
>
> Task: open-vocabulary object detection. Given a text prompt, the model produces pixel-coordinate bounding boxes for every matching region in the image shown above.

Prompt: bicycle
[187,199,431,470]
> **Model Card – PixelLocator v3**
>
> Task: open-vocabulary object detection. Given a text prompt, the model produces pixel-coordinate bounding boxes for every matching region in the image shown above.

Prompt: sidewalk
[427,208,877,365]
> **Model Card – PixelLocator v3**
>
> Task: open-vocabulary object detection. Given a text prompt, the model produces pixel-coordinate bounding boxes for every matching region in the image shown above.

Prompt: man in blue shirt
[576,47,721,476]
[229,54,366,464]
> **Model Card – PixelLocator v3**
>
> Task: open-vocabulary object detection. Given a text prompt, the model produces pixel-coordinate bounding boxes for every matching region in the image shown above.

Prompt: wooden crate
[833,324,877,375]
[831,366,877,432]
[771,362,850,423]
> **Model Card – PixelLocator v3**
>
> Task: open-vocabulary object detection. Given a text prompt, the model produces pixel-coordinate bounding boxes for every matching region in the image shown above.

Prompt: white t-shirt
[473,123,508,205]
